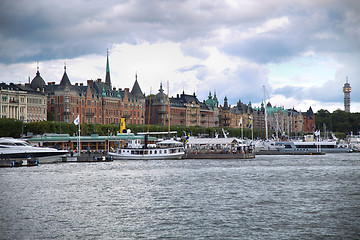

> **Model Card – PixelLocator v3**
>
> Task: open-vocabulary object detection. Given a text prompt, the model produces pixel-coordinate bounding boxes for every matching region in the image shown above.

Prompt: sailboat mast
[147,88,151,133]
[167,80,170,137]
[263,85,268,140]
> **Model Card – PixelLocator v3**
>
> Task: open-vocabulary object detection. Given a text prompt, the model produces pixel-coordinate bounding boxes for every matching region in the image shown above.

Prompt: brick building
[46,52,145,125]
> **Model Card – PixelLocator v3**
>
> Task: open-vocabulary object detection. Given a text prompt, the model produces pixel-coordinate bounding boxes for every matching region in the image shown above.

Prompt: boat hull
[185,153,255,159]
[109,152,184,160]
[277,141,351,154]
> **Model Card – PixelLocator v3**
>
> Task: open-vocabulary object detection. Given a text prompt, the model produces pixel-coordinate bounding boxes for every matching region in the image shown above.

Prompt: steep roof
[59,66,71,86]
[131,74,144,99]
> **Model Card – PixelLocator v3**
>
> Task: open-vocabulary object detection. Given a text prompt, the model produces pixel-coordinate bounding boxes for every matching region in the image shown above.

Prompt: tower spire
[105,49,111,87]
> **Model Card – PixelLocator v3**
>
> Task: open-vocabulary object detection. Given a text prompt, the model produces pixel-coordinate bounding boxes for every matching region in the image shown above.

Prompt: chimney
[80,83,83,86]
[125,88,129,92]
[113,87,116,91]
[75,83,78,86]
[97,78,101,82]
[87,80,93,88]
[47,82,55,85]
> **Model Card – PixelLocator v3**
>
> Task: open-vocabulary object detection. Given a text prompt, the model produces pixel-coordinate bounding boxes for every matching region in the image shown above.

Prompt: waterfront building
[230,100,254,130]
[343,77,351,112]
[46,51,145,124]
[265,103,287,136]
[146,86,219,127]
[302,107,315,133]
[0,68,47,123]
[286,108,303,135]
[219,96,231,127]
[202,91,219,127]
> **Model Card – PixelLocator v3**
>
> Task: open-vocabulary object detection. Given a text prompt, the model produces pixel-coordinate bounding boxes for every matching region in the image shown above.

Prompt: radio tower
[343,77,351,112]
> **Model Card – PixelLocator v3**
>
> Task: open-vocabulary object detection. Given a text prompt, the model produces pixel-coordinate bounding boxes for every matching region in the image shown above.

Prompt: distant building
[302,107,315,133]
[343,77,351,112]
[0,67,47,123]
[46,51,145,124]
[146,87,219,127]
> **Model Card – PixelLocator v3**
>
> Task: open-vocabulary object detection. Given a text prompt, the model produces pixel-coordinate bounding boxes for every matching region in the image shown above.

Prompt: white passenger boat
[0,138,68,163]
[109,138,185,160]
[277,141,351,154]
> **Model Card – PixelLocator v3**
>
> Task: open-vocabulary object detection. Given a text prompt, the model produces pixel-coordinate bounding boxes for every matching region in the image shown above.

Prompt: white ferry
[277,141,351,154]
[109,138,185,160]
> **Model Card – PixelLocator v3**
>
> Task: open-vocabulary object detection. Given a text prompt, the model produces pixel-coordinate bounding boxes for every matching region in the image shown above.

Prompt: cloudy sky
[1,0,359,113]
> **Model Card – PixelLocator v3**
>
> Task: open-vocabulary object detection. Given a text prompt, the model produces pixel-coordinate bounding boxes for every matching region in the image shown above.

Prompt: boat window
[0,142,16,146]
[159,150,162,154]
[154,150,157,154]
[15,142,29,146]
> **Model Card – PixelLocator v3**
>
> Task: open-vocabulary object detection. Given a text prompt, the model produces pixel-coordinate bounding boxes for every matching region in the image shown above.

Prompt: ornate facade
[146,86,219,127]
[0,69,47,123]
[46,52,145,125]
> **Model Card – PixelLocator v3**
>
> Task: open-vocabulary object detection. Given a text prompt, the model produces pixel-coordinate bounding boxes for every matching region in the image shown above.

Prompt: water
[1,154,360,239]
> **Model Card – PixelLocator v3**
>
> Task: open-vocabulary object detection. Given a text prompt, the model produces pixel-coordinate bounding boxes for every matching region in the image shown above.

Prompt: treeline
[315,110,360,138]
[0,118,257,139]
[1,109,359,139]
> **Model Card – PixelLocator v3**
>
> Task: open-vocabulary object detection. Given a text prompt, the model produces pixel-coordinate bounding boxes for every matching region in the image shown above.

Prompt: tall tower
[343,77,351,113]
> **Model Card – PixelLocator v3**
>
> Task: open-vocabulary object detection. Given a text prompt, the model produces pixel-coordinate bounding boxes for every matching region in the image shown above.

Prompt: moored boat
[0,138,68,164]
[109,137,185,160]
[184,137,255,159]
[277,140,351,154]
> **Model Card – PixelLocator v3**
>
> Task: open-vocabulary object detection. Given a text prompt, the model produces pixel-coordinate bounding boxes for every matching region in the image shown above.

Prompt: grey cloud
[0,0,283,64]
[195,63,271,105]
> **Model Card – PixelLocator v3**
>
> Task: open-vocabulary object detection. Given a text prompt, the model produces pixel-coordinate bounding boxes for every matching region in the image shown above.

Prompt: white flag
[74,115,80,125]
[238,117,243,127]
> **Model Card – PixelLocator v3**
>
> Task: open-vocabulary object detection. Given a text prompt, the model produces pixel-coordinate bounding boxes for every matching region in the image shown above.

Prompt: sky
[0,0,359,113]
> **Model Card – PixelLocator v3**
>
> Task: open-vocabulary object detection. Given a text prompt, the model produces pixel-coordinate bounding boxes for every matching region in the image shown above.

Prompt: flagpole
[241,117,243,140]
[78,117,81,156]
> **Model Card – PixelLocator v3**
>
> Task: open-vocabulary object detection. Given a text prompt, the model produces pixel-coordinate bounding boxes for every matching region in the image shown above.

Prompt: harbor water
[1,153,360,239]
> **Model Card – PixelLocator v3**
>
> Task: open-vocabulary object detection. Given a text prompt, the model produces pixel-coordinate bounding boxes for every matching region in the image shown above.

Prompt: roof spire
[36,62,40,76]
[105,49,111,87]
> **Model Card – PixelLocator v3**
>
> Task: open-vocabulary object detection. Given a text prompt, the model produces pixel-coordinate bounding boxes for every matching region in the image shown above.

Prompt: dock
[0,158,38,167]
[61,152,113,162]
